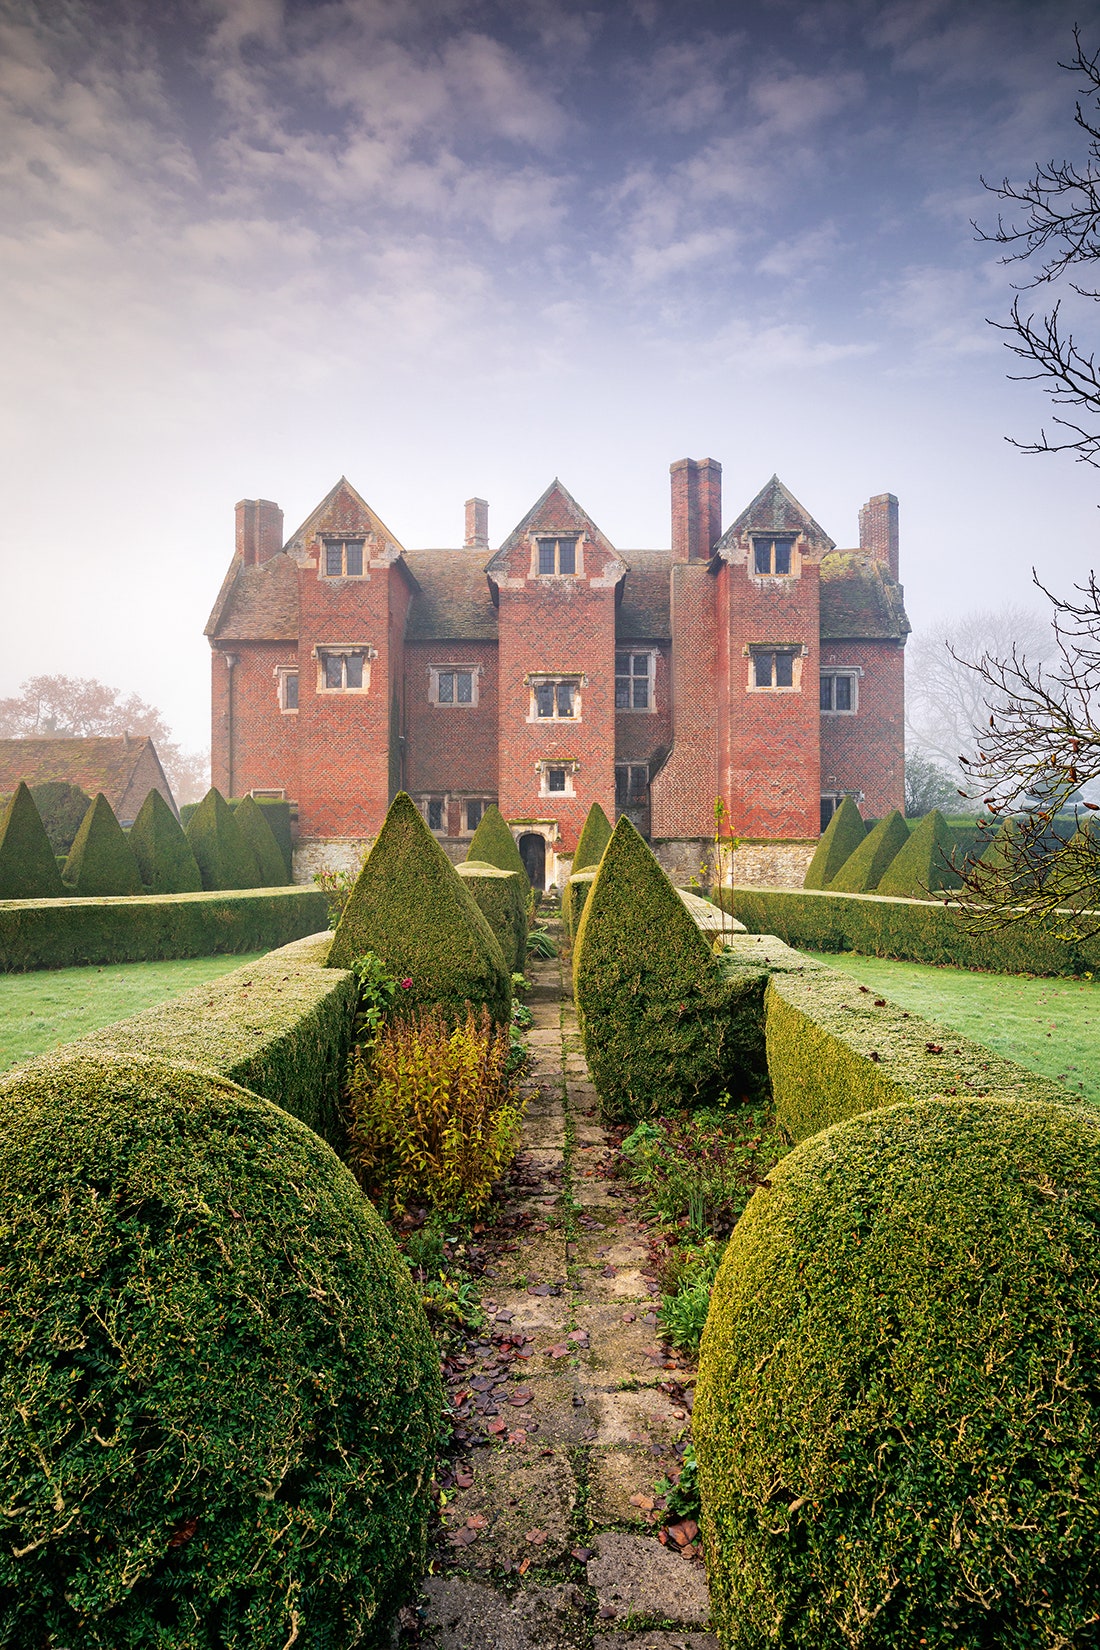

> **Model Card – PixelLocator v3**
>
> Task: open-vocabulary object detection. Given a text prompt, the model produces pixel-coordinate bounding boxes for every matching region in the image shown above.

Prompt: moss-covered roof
[204,552,300,641]
[0,738,165,814]
[819,551,910,641]
[403,550,499,641]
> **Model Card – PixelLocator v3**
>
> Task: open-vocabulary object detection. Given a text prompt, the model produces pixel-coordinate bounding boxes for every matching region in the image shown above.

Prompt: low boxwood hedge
[725,884,1100,975]
[0,885,329,972]
[695,1097,1100,1650]
[765,960,1071,1143]
[0,1050,442,1650]
[62,932,354,1148]
[456,860,527,973]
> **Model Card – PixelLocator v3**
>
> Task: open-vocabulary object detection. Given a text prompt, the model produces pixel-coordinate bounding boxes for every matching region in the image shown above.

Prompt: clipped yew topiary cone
[877,808,962,898]
[695,1098,1100,1650]
[803,795,865,888]
[185,787,261,891]
[64,793,143,897]
[234,794,289,886]
[466,803,528,888]
[573,801,613,872]
[0,781,64,900]
[330,792,510,1025]
[127,789,202,894]
[456,861,527,973]
[828,807,910,893]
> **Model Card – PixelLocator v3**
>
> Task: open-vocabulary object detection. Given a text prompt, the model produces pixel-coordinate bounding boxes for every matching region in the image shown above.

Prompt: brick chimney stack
[858,493,899,581]
[465,497,489,549]
[235,499,284,566]
[670,458,722,562]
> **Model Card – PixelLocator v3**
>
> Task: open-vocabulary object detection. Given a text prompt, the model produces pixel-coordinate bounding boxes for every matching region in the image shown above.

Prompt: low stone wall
[292,837,371,883]
[653,837,816,891]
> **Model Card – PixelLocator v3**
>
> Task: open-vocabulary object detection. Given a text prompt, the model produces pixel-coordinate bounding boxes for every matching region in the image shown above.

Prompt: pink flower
[401,977,413,989]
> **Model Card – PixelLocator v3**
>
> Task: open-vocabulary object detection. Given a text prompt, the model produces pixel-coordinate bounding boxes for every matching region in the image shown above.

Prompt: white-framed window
[615,651,654,711]
[615,763,649,806]
[538,760,578,798]
[820,670,859,714]
[534,536,578,576]
[528,673,583,721]
[275,667,298,712]
[430,665,479,707]
[752,535,796,576]
[749,645,803,691]
[322,537,366,577]
[315,644,374,693]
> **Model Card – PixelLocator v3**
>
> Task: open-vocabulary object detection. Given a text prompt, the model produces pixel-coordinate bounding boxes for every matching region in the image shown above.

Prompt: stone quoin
[205,462,909,888]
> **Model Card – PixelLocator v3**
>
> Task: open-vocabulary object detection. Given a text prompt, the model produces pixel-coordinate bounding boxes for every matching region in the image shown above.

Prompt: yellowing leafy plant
[346,1007,524,1216]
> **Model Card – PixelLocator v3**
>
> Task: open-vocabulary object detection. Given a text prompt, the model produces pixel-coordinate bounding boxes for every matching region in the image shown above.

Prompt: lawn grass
[806,950,1100,1105]
[0,952,268,1074]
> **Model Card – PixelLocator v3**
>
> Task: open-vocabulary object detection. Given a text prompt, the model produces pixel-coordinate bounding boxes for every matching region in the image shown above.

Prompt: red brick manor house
[206,460,909,888]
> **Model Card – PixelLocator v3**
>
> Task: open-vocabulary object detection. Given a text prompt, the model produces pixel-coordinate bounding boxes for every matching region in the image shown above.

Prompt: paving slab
[594,1634,719,1650]
[420,1576,589,1650]
[441,1446,577,1569]
[587,1532,711,1626]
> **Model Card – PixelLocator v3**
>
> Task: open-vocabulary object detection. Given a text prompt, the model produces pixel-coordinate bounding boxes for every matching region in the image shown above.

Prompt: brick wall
[820,639,905,816]
[650,564,719,835]
[211,641,300,801]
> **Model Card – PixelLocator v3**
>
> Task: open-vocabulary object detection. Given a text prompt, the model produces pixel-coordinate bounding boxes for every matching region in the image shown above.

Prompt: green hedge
[234,793,290,886]
[828,807,909,892]
[64,792,144,897]
[765,961,1071,1143]
[0,1050,442,1649]
[456,861,527,973]
[61,931,354,1149]
[186,788,261,891]
[466,803,529,888]
[725,884,1100,976]
[695,1098,1100,1649]
[181,797,295,879]
[563,867,597,940]
[28,780,91,855]
[803,795,864,888]
[127,788,203,894]
[0,885,329,972]
[0,781,64,900]
[878,807,961,897]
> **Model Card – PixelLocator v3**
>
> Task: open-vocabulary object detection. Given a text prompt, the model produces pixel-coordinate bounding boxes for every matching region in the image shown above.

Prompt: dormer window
[323,538,365,577]
[536,537,577,576]
[753,536,795,576]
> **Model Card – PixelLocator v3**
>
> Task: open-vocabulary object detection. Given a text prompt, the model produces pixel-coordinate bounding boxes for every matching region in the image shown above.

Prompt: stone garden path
[406,925,717,1650]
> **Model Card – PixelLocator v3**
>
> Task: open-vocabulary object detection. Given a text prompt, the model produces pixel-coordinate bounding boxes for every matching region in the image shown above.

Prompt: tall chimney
[670,458,722,562]
[465,497,489,549]
[858,493,899,581]
[235,499,284,566]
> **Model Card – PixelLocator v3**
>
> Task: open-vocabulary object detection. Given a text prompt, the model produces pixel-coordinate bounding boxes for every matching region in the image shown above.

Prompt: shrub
[0,781,64,900]
[620,1105,787,1239]
[828,807,910,892]
[573,801,612,871]
[347,1007,524,1215]
[765,961,1072,1143]
[456,860,527,972]
[233,793,289,886]
[0,1050,442,1650]
[573,816,770,1119]
[563,867,597,939]
[802,795,864,889]
[244,796,294,878]
[329,793,510,1026]
[185,787,261,891]
[28,780,92,855]
[63,793,144,897]
[466,803,528,888]
[127,788,202,894]
[876,806,961,897]
[694,1098,1100,1650]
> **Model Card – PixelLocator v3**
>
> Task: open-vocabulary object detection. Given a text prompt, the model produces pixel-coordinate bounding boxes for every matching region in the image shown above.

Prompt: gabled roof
[0,737,171,814]
[717,475,835,553]
[205,552,299,642]
[819,552,910,641]
[403,549,499,641]
[487,478,623,577]
[284,476,406,559]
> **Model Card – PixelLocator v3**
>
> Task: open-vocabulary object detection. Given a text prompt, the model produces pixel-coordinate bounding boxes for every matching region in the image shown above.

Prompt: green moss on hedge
[877,807,961,897]
[0,1050,442,1650]
[803,795,864,889]
[28,780,92,855]
[0,781,64,901]
[330,793,510,1024]
[573,816,769,1118]
[765,961,1071,1143]
[828,807,909,892]
[62,793,144,897]
[0,886,329,972]
[456,861,527,973]
[185,787,261,891]
[695,1098,1100,1650]
[233,793,289,886]
[127,789,202,894]
[466,804,528,887]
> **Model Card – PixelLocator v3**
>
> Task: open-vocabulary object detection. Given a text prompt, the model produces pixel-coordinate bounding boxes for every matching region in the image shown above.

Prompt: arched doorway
[518,832,546,891]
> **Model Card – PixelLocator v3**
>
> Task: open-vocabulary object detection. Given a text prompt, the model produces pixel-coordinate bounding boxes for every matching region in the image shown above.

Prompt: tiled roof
[0,737,161,808]
[616,551,671,639]
[205,553,300,642]
[403,550,498,640]
[819,552,910,641]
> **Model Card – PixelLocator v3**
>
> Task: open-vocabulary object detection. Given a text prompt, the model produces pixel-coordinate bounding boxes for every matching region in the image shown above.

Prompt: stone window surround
[745,643,808,693]
[615,649,656,713]
[528,534,584,579]
[460,795,495,835]
[537,758,579,798]
[820,666,863,715]
[750,533,802,579]
[274,665,298,713]
[319,535,371,578]
[313,643,377,694]
[526,672,585,723]
[429,663,482,707]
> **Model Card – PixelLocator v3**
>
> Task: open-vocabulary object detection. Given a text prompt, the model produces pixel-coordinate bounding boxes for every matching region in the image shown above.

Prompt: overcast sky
[3,0,1099,756]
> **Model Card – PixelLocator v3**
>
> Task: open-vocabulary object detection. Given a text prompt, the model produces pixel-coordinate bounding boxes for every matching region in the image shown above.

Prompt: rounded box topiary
[694,1097,1100,1650]
[0,1050,442,1650]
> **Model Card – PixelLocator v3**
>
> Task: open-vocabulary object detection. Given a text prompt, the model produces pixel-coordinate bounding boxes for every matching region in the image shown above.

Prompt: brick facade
[206,465,909,886]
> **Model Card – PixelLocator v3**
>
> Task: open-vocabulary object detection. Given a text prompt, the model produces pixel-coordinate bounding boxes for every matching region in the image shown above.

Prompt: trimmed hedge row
[456,860,527,973]
[725,883,1100,976]
[61,931,354,1149]
[765,962,1071,1144]
[0,885,329,972]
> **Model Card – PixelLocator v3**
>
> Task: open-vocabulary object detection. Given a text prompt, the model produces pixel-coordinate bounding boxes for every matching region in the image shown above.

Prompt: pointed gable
[284,476,407,563]
[716,475,835,561]
[486,479,627,589]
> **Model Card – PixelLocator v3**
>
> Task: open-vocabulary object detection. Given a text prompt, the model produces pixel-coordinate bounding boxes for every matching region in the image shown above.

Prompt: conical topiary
[185,788,261,891]
[829,808,911,894]
[64,794,144,897]
[127,789,202,894]
[803,796,866,889]
[330,793,510,1025]
[29,782,92,856]
[573,802,613,872]
[234,794,289,886]
[467,804,528,888]
[878,809,962,899]
[0,781,65,900]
